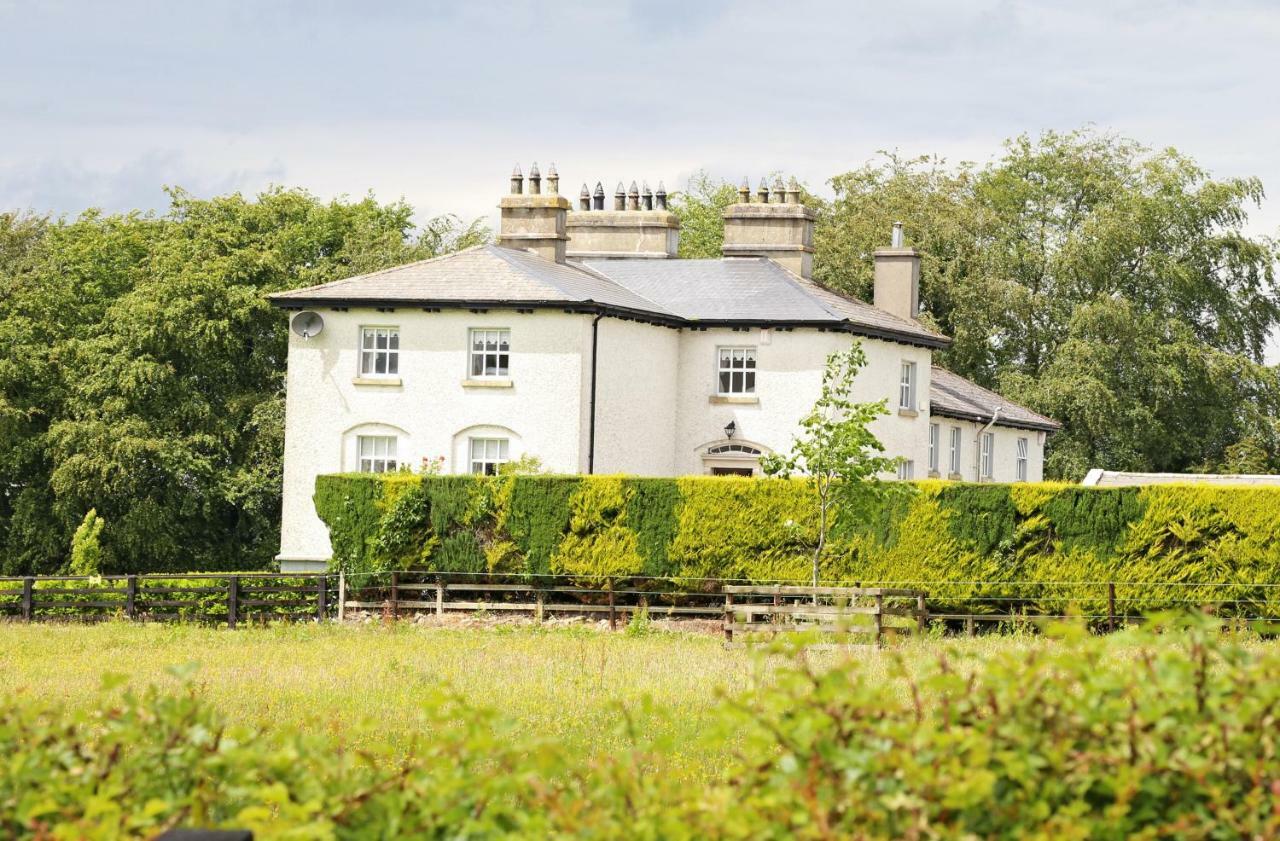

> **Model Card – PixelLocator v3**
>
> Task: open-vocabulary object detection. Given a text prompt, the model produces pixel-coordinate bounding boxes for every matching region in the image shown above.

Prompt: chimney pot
[642,181,653,210]
[738,177,750,203]
[510,164,523,195]
[771,175,785,203]
[655,181,668,210]
[627,180,640,211]
[891,221,904,248]
[528,162,541,195]
[579,183,591,211]
[756,177,769,203]
[614,182,626,210]
[547,162,559,194]
[593,181,606,211]
[785,177,801,204]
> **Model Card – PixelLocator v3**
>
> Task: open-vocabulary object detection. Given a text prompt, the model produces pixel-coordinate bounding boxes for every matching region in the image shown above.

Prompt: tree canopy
[0,191,486,574]
[673,129,1280,478]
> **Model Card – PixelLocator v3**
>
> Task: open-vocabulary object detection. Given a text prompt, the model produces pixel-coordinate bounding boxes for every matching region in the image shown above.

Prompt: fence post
[535,589,545,623]
[608,580,617,631]
[227,576,240,630]
[916,592,928,635]
[337,571,346,623]
[21,577,34,622]
[435,577,444,616]
[1107,581,1117,632]
[873,594,884,647]
[723,590,734,643]
[317,575,328,622]
[126,575,138,620]
[390,571,400,620]
[964,615,975,637]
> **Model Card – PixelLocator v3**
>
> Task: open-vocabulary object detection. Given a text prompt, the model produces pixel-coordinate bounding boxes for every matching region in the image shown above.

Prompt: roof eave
[928,406,1061,433]
[268,296,686,328]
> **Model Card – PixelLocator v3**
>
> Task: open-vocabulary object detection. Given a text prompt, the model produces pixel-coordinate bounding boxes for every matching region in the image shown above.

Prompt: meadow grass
[4,619,1266,779]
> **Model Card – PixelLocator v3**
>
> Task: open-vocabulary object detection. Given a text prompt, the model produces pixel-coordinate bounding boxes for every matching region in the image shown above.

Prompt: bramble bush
[315,474,1280,615]
[2,619,1278,838]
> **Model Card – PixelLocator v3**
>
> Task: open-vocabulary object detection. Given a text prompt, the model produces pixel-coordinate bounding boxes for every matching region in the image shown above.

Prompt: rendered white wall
[591,317,680,475]
[277,308,589,564]
[671,327,934,476]
[928,417,1046,483]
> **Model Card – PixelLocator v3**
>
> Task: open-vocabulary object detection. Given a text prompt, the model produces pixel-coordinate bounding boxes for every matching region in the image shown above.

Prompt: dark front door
[711,467,754,477]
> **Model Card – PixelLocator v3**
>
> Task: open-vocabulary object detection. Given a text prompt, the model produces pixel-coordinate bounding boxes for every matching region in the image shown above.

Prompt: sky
[2,0,1278,359]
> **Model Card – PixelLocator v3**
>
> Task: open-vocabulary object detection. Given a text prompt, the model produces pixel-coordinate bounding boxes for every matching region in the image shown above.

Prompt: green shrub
[67,509,105,576]
[316,474,1280,615]
[3,621,1278,837]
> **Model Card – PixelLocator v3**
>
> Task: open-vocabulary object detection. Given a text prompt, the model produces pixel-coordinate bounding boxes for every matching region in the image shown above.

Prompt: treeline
[673,129,1280,480]
[1,128,1277,574]
[0,190,487,575]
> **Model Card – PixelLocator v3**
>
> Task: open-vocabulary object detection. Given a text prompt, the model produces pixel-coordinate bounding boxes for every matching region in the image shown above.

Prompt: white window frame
[357,435,398,473]
[949,427,962,476]
[468,437,509,475]
[980,431,995,479]
[899,361,917,410]
[897,459,915,480]
[928,423,940,473]
[1016,437,1029,482]
[716,346,757,395]
[468,328,511,379]
[359,326,400,377]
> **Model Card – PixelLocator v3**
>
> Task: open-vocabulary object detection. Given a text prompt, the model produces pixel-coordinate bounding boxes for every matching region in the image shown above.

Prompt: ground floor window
[469,437,509,475]
[928,423,940,473]
[949,427,962,475]
[897,459,915,480]
[1016,437,1029,482]
[981,432,995,479]
[358,435,398,473]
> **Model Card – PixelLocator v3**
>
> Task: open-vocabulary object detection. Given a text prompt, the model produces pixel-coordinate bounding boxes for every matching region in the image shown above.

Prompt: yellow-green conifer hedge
[314,474,1280,615]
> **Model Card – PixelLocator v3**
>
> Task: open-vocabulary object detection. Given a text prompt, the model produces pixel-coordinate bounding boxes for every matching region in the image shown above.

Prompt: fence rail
[3,571,1279,633]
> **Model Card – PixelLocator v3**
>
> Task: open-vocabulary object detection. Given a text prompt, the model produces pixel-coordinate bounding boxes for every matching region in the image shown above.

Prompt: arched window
[706,443,762,456]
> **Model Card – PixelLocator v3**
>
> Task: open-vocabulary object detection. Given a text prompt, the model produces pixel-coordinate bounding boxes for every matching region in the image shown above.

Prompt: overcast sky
[3,0,1278,358]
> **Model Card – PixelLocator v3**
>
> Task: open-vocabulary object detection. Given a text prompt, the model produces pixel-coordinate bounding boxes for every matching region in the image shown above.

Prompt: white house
[270,165,1059,571]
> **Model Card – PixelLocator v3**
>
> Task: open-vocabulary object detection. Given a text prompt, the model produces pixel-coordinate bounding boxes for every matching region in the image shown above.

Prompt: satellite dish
[291,311,324,339]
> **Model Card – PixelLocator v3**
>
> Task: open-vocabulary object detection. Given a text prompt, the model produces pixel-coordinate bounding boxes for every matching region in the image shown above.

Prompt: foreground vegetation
[2,618,1278,838]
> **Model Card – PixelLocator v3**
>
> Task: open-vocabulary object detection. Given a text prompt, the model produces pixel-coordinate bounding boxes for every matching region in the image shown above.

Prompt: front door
[710,466,754,477]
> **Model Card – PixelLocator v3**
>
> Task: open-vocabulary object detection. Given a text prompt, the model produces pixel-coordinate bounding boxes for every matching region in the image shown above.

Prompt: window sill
[709,394,759,405]
[946,472,963,481]
[928,470,941,478]
[897,407,919,418]
[352,377,402,387]
[462,378,513,389]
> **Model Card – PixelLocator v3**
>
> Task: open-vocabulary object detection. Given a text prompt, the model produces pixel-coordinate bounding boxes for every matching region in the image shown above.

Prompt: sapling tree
[761,343,901,588]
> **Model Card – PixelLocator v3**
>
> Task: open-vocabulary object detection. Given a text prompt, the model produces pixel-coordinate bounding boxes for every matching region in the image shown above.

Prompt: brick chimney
[565,177,680,259]
[498,162,570,264]
[872,222,921,320]
[721,176,815,278]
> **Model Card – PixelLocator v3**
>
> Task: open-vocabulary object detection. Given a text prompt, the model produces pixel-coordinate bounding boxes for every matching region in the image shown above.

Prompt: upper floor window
[469,329,510,378]
[899,361,917,410]
[949,426,962,475]
[897,459,915,481]
[717,347,756,394]
[1016,437,1029,482]
[360,327,399,376]
[358,435,398,473]
[980,431,995,479]
[928,423,940,473]
[469,437,509,475]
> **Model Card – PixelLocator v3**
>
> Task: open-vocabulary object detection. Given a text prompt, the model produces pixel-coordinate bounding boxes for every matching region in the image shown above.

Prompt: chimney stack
[721,173,816,279]
[872,222,921,320]
[565,173,681,259]
[498,161,570,264]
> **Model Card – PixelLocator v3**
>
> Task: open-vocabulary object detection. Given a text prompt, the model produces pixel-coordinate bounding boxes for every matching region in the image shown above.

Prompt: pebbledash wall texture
[270,164,1059,570]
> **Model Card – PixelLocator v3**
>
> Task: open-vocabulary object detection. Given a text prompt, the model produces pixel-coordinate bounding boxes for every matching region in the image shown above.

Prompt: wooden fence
[0,573,329,627]
[722,585,927,644]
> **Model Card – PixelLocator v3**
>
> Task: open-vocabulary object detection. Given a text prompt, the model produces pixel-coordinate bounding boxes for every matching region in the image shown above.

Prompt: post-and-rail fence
[2,571,1279,639]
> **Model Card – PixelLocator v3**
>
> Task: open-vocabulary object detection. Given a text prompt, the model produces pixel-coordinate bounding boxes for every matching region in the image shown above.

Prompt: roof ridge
[270,243,492,297]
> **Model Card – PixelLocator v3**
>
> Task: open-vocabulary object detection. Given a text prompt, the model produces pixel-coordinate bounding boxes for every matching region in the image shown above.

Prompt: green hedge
[314,474,1280,613]
[5,620,1280,837]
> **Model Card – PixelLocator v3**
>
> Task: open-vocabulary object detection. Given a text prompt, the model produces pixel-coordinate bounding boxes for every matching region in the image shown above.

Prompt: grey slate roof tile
[930,366,1061,431]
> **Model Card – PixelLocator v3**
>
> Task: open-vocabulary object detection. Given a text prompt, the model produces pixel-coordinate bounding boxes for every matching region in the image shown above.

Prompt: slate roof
[270,245,948,347]
[930,366,1061,432]
[268,245,665,314]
